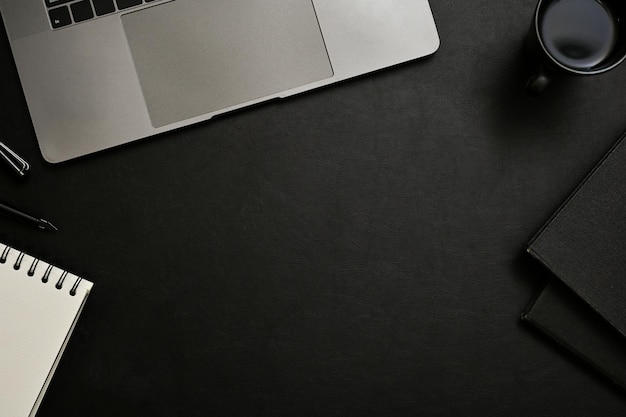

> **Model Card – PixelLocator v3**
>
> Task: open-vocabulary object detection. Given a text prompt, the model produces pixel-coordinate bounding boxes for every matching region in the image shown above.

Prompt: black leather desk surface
[2,1,626,416]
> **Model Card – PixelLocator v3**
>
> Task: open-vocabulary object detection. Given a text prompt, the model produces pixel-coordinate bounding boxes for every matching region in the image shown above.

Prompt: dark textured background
[2,1,626,416]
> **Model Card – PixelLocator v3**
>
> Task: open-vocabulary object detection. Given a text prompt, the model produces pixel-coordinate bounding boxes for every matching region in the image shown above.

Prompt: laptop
[0,0,439,163]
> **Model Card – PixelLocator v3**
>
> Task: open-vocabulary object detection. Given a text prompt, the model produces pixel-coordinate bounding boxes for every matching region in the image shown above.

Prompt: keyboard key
[71,0,95,23]
[48,6,72,29]
[116,0,142,10]
[93,0,116,16]
[45,0,73,8]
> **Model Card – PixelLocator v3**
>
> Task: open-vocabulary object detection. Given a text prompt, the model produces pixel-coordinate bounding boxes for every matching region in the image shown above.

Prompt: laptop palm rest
[122,0,333,128]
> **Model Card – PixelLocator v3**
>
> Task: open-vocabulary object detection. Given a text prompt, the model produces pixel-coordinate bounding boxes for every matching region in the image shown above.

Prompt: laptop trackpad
[122,0,333,128]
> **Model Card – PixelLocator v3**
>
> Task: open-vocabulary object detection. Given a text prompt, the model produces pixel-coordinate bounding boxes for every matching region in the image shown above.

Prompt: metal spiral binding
[0,244,83,296]
[0,245,9,263]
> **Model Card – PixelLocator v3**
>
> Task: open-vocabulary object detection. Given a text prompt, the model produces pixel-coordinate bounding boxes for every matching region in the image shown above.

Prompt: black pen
[0,201,58,231]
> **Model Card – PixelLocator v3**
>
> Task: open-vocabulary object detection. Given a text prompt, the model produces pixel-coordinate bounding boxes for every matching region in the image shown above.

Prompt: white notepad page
[0,242,93,417]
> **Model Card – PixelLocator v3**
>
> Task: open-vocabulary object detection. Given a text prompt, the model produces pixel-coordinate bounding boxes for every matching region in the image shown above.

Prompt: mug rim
[534,0,626,75]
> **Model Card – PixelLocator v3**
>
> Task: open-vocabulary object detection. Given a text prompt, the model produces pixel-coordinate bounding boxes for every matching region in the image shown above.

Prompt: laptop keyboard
[45,0,164,29]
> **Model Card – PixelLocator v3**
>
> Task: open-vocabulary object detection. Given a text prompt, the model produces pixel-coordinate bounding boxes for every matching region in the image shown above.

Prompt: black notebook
[523,280,626,389]
[523,132,626,388]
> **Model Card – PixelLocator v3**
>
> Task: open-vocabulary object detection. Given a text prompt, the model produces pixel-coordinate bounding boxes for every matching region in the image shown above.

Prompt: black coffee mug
[525,0,626,95]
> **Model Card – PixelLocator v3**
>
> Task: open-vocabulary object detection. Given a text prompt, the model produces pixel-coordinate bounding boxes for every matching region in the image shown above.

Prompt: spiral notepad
[0,242,93,417]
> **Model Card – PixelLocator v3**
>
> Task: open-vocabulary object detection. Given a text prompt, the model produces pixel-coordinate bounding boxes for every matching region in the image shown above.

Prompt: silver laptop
[0,0,439,163]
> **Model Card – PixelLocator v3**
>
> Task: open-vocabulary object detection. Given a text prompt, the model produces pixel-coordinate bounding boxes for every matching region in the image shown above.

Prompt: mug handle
[525,66,554,95]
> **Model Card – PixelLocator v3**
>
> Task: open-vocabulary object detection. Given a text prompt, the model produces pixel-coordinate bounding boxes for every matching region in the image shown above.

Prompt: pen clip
[0,142,30,177]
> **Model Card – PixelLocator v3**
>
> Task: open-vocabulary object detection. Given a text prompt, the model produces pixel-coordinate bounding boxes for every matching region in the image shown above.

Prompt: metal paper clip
[0,141,30,177]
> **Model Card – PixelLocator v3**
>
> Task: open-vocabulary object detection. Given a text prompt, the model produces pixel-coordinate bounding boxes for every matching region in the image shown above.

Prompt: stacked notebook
[522,132,626,389]
[0,242,93,417]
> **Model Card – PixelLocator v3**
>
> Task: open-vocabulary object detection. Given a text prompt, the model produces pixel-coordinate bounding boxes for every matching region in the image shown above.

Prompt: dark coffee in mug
[540,0,618,69]
[525,0,626,94]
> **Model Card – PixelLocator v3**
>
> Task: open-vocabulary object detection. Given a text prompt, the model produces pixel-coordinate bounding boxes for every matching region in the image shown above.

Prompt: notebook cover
[522,280,626,390]
[527,132,626,336]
